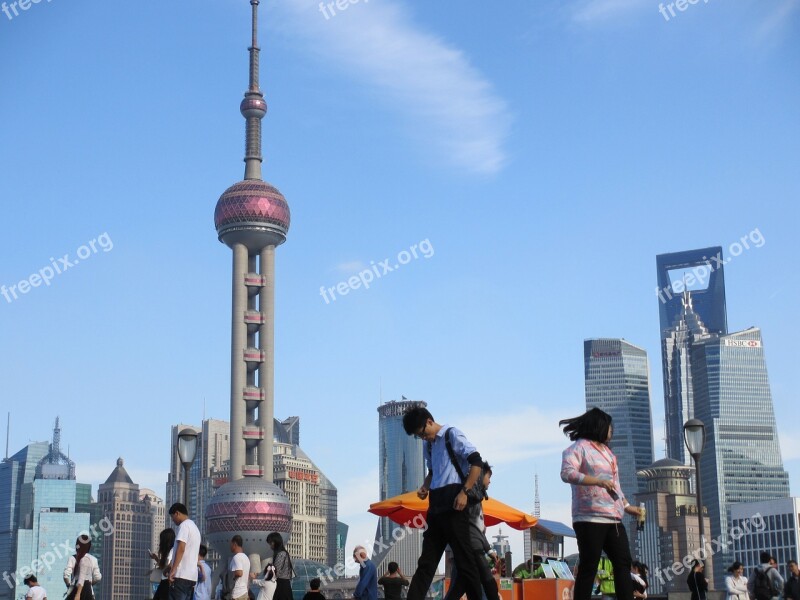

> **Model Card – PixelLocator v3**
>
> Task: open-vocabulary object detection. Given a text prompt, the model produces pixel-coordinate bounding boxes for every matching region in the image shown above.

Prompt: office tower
[206,0,293,570]
[12,420,93,600]
[373,400,427,575]
[656,247,727,464]
[336,521,349,567]
[633,459,713,595]
[491,530,511,557]
[98,458,159,600]
[730,498,800,583]
[584,339,654,506]
[523,474,540,562]
[140,489,165,562]
[282,417,300,446]
[75,482,105,575]
[0,442,48,600]
[274,443,326,562]
[691,327,789,587]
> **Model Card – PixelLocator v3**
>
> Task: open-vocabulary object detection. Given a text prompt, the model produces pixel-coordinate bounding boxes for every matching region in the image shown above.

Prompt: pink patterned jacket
[560,438,626,521]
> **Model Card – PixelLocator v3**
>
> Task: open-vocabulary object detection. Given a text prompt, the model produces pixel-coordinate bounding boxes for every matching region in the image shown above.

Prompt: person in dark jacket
[687,560,708,600]
[783,561,799,600]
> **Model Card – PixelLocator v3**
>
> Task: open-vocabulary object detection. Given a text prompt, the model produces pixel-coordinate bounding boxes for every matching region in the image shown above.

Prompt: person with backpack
[402,406,485,600]
[687,560,708,600]
[749,553,784,600]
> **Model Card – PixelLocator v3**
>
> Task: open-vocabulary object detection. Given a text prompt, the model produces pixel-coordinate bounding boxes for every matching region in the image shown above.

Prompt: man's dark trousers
[408,508,483,600]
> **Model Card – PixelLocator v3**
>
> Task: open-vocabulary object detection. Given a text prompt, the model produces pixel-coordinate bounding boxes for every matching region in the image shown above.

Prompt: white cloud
[754,0,800,45]
[572,0,650,23]
[334,261,367,274]
[459,406,568,464]
[268,0,510,174]
[779,430,800,462]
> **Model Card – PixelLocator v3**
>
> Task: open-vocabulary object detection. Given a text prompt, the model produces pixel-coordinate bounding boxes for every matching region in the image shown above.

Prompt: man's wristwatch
[462,486,469,494]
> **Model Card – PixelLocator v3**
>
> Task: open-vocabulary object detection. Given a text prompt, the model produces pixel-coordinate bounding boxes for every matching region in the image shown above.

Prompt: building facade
[729,498,800,584]
[691,327,789,587]
[374,400,427,575]
[656,247,728,464]
[98,458,157,600]
[633,459,713,595]
[584,339,654,511]
[0,442,48,600]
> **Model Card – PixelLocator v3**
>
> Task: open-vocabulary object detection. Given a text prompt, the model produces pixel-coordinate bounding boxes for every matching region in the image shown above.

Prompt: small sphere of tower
[241,96,267,119]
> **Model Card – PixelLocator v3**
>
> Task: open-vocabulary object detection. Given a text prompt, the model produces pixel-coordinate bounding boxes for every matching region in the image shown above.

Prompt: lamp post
[177,428,199,515]
[684,419,706,557]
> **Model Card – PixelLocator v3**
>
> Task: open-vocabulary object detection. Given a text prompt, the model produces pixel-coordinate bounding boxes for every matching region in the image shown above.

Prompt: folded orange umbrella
[369,491,538,531]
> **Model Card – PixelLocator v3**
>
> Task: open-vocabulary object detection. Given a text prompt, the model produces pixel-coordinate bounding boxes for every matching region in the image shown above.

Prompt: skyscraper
[691,327,789,587]
[584,339,654,506]
[206,0,293,570]
[656,247,727,463]
[0,441,48,600]
[98,458,158,600]
[12,420,93,600]
[373,400,426,575]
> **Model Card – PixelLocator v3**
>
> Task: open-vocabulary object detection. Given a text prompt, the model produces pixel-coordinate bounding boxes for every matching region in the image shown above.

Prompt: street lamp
[684,419,706,557]
[177,428,199,515]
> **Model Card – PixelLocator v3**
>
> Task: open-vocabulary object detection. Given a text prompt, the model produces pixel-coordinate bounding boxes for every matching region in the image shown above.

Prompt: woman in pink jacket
[560,408,642,600]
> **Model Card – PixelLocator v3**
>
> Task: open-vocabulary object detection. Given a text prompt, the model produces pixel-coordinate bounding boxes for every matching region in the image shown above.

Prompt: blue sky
[1,0,798,563]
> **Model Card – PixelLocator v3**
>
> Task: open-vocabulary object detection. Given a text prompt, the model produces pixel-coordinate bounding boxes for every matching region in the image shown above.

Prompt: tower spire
[241,0,267,181]
[534,472,540,517]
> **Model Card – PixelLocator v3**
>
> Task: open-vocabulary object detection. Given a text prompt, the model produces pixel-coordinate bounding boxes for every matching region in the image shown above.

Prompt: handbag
[442,428,488,504]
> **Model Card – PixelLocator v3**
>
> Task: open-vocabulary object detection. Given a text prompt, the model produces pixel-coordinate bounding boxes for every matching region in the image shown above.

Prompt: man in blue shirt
[403,407,484,600]
[353,546,378,600]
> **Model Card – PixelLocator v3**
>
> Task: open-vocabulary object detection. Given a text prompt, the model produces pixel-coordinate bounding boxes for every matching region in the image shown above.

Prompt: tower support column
[258,245,275,481]
[230,242,249,480]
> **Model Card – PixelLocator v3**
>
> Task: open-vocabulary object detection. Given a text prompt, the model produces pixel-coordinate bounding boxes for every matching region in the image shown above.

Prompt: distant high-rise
[656,247,727,463]
[584,339,654,507]
[12,420,94,600]
[633,459,713,595]
[374,400,427,575]
[691,327,789,587]
[98,458,159,600]
[0,441,48,600]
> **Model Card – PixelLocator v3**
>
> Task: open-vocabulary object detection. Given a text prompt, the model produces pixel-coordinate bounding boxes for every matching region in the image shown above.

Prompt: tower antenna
[5,412,9,460]
[243,0,266,180]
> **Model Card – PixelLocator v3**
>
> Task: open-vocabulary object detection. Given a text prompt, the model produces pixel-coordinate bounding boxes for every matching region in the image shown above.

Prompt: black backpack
[753,567,776,600]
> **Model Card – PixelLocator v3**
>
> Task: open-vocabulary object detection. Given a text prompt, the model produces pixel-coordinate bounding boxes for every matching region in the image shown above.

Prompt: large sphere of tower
[214,180,291,251]
[205,478,292,562]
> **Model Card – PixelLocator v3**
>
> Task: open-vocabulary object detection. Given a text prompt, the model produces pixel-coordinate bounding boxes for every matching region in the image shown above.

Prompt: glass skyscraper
[584,339,654,507]
[691,327,789,586]
[0,442,48,600]
[656,247,728,463]
[374,399,427,575]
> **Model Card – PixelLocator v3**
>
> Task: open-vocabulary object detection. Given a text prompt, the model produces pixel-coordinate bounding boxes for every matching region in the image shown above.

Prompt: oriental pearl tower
[205,0,293,573]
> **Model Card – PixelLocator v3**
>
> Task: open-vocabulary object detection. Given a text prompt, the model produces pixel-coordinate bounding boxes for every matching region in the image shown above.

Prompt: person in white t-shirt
[229,535,251,600]
[168,502,202,600]
[23,575,47,600]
